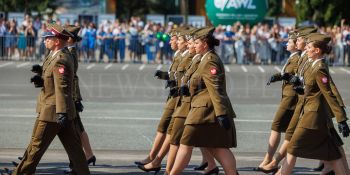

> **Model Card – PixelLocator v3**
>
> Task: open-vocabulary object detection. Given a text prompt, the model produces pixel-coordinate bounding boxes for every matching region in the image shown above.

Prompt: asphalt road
[0,61,350,174]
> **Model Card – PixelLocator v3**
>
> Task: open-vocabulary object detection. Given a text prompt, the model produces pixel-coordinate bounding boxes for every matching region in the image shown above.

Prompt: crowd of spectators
[1,14,350,66]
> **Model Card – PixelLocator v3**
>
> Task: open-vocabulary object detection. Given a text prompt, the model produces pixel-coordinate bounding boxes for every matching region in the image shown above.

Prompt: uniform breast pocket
[191,100,209,117]
[304,99,319,112]
[190,74,202,87]
[177,66,184,72]
[181,96,191,103]
[189,75,201,95]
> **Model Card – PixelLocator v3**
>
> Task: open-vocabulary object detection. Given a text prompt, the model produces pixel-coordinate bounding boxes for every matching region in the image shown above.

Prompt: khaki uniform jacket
[36,48,76,122]
[294,53,320,115]
[295,52,344,106]
[185,51,236,125]
[172,52,198,118]
[163,50,182,110]
[299,59,347,130]
[273,52,299,110]
[68,46,82,101]
[36,55,50,113]
[295,53,344,118]
[174,50,191,88]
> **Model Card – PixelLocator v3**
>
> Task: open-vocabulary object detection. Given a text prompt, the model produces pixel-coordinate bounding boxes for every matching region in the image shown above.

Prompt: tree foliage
[295,0,350,26]
[267,0,283,18]
[0,0,52,14]
[116,0,179,21]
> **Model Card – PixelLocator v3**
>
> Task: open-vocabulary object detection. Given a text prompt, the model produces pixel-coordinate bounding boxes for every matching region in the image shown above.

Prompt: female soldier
[281,33,349,175]
[255,32,299,173]
[169,26,238,175]
[66,24,96,167]
[164,28,218,175]
[134,28,181,167]
[137,27,192,174]
[261,27,318,174]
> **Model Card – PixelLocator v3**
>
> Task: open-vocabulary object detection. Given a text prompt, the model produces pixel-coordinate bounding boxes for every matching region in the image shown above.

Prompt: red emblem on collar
[58,67,65,74]
[321,77,328,84]
[210,68,217,75]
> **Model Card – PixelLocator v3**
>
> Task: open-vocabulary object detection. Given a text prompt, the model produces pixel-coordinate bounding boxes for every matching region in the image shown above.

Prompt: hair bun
[214,38,220,46]
[325,45,332,54]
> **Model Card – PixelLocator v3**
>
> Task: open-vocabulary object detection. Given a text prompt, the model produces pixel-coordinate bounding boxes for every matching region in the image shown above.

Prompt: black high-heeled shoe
[312,163,324,171]
[137,164,161,175]
[325,170,335,175]
[135,156,153,166]
[255,167,278,174]
[18,156,23,160]
[87,155,96,166]
[135,160,151,166]
[193,162,208,170]
[204,167,219,175]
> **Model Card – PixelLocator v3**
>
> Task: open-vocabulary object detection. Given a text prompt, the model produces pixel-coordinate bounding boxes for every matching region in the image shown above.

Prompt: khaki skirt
[180,119,237,148]
[284,96,304,141]
[166,116,176,135]
[271,109,294,132]
[287,127,341,161]
[157,108,174,133]
[170,117,186,145]
[271,95,297,132]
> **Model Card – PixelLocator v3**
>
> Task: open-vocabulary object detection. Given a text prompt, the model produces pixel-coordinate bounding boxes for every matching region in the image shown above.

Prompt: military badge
[210,68,217,75]
[58,67,65,74]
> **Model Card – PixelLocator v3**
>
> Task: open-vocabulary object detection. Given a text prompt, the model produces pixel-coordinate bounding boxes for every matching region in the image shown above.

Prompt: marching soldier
[9,28,56,169]
[170,26,238,175]
[280,28,348,174]
[12,23,90,175]
[281,33,349,175]
[284,26,318,142]
[271,27,319,175]
[134,27,182,169]
[64,25,96,174]
[167,27,219,175]
[137,27,191,174]
[255,31,300,173]
[167,27,196,174]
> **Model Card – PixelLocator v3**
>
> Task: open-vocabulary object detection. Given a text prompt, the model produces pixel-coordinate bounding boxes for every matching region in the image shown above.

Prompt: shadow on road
[0,162,205,175]
[0,162,320,175]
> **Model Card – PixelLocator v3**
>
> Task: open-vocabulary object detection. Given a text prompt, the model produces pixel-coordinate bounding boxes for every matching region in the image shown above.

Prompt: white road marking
[224,65,230,72]
[121,64,129,70]
[156,64,162,70]
[258,66,265,73]
[329,68,335,74]
[274,66,281,72]
[86,63,95,70]
[241,65,248,72]
[16,62,30,68]
[104,63,113,70]
[340,68,350,74]
[139,64,145,71]
[0,62,14,68]
[0,114,273,123]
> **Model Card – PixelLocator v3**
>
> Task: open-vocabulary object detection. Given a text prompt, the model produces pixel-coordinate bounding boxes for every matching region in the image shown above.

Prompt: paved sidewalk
[0,148,332,175]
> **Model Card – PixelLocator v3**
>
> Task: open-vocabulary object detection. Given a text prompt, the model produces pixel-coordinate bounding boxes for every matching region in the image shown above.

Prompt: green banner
[205,0,268,26]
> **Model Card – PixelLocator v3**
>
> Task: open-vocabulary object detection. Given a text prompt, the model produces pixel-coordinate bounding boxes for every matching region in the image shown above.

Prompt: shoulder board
[313,60,327,71]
